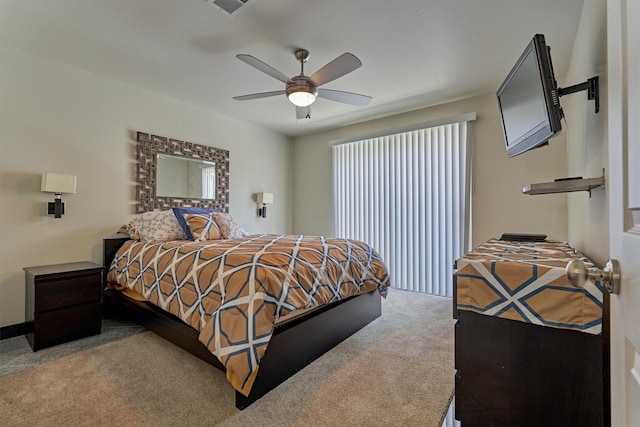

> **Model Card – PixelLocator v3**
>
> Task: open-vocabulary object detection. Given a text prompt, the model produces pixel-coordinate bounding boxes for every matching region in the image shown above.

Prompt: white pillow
[119,210,187,243]
[211,212,245,239]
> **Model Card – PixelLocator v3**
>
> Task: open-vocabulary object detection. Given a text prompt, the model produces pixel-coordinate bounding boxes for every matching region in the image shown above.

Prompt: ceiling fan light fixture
[288,89,317,107]
[286,75,318,107]
[234,49,371,116]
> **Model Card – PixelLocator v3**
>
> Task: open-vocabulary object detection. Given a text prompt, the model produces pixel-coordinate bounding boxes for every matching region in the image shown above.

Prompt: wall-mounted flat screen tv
[497,34,564,158]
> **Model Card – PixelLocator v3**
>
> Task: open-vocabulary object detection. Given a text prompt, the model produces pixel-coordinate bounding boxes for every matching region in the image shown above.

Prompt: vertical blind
[332,118,472,297]
[201,166,216,199]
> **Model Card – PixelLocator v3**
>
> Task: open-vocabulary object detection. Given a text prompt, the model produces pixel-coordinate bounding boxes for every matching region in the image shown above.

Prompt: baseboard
[0,321,33,340]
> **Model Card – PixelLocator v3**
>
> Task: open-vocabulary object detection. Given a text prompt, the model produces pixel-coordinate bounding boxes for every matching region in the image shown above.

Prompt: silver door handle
[565,258,620,294]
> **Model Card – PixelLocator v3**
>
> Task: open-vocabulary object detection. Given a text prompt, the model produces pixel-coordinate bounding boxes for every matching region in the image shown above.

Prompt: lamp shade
[286,76,318,107]
[256,192,273,204]
[41,173,77,194]
[288,91,316,107]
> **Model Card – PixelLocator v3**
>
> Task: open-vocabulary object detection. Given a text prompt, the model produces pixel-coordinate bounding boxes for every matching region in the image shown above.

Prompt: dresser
[453,239,607,426]
[24,262,103,351]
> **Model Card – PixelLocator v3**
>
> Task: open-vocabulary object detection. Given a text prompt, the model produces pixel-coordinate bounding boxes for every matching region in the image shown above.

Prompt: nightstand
[24,262,103,351]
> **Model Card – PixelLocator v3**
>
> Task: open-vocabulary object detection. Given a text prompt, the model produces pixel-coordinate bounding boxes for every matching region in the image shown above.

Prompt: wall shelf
[522,176,605,196]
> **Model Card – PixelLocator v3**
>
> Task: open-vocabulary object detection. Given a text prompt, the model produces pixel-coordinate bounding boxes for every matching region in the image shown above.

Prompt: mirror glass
[156,154,216,199]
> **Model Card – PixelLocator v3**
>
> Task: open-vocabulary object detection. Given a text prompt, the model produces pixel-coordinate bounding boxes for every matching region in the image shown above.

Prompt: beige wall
[564,0,608,265]
[293,93,569,249]
[0,46,293,328]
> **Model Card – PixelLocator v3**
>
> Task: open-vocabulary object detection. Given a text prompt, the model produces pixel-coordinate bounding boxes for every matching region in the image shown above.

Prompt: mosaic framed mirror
[135,131,229,213]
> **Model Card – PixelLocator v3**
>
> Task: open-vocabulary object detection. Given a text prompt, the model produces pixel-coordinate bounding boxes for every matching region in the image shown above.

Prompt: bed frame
[103,235,382,410]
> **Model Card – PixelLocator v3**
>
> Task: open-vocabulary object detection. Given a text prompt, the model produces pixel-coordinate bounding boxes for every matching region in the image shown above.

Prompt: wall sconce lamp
[41,172,77,218]
[255,192,273,218]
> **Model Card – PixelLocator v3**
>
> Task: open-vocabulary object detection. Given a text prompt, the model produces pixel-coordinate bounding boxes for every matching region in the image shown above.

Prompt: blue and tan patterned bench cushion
[455,239,602,335]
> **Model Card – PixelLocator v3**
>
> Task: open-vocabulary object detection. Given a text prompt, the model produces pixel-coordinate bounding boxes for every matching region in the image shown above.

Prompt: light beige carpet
[0,289,455,427]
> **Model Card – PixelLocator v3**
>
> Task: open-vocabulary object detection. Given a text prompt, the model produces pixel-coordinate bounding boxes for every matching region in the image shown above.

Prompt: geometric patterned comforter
[106,234,391,396]
[455,238,602,335]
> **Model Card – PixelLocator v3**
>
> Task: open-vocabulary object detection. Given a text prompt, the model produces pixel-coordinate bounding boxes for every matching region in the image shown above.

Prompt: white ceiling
[0,0,585,137]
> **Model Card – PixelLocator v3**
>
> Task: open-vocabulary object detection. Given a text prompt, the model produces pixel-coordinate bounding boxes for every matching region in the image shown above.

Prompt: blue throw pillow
[172,207,217,240]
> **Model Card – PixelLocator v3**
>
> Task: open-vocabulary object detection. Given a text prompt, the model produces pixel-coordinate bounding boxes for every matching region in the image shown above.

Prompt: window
[332,114,474,297]
[201,165,216,199]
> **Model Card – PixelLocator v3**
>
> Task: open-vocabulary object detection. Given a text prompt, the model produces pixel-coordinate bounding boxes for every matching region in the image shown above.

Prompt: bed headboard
[102,234,131,284]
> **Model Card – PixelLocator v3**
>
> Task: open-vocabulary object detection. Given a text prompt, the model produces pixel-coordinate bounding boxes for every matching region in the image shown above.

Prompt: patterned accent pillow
[183,213,222,241]
[172,207,217,240]
[120,210,187,242]
[212,212,245,239]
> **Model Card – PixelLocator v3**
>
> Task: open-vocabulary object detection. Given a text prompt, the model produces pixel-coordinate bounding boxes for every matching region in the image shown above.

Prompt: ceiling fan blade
[296,105,311,119]
[310,53,362,86]
[317,89,372,106]
[233,90,285,101]
[236,54,290,83]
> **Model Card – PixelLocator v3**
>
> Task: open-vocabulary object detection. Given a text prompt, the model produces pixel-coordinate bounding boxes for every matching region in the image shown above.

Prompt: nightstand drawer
[32,302,102,350]
[24,262,104,351]
[34,271,102,312]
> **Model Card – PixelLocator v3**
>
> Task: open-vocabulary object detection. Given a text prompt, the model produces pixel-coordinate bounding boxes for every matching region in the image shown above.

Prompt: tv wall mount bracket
[558,76,599,114]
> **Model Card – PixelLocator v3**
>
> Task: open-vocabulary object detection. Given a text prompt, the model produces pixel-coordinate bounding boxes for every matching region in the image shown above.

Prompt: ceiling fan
[233,49,372,119]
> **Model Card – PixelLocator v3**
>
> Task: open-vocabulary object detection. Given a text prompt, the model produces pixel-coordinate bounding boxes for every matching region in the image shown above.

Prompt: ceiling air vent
[205,0,254,16]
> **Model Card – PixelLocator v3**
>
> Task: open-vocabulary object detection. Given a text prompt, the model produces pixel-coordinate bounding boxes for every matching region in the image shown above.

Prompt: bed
[103,232,390,410]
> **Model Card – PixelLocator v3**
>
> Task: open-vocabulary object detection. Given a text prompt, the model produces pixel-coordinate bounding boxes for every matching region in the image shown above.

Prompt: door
[608,0,640,425]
